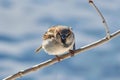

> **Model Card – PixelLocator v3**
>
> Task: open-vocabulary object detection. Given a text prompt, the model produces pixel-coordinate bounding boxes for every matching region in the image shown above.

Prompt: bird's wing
[73,43,76,50]
[35,45,42,53]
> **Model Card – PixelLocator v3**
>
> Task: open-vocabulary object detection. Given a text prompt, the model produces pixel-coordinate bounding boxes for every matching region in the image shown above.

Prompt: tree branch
[89,0,110,39]
[3,30,120,80]
[3,0,120,79]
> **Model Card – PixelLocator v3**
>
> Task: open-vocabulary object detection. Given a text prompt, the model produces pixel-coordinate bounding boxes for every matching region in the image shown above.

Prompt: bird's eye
[65,30,71,37]
[62,29,70,34]
[66,32,70,37]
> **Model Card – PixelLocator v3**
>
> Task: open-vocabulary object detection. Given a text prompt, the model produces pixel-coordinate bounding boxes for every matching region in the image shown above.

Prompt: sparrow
[35,25,75,61]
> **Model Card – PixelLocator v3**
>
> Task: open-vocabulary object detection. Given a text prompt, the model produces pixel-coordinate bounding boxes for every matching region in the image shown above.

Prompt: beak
[61,35,66,40]
[61,35,66,44]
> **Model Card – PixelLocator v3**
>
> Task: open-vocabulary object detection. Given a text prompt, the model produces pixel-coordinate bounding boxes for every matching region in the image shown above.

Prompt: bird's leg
[55,55,61,61]
[69,50,75,57]
[69,43,76,57]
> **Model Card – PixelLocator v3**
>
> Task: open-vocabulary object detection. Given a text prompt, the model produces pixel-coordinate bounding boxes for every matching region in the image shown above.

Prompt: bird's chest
[42,39,70,55]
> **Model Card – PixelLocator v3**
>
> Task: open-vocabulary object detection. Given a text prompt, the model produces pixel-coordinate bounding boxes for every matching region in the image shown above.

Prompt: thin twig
[3,30,120,80]
[89,0,110,39]
[3,0,120,80]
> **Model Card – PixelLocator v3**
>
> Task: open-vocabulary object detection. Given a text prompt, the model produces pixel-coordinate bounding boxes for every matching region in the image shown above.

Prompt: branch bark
[3,30,120,80]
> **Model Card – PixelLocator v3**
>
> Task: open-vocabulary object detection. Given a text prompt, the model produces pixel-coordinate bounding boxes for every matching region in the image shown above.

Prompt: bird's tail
[35,46,42,53]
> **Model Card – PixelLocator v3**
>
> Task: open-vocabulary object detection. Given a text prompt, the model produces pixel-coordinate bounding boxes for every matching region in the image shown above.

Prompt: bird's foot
[69,50,75,57]
[55,55,61,61]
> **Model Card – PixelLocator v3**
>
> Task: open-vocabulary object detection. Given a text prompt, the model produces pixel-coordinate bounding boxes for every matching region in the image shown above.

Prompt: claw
[55,55,61,61]
[69,50,75,57]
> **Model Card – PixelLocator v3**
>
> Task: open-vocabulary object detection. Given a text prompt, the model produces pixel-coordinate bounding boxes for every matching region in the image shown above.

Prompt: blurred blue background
[0,0,120,80]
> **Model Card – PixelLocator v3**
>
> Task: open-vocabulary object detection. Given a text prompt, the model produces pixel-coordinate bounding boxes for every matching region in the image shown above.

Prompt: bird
[35,25,75,61]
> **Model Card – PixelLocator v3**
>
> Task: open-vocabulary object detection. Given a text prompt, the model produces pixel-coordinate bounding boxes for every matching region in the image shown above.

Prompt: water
[0,0,120,80]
